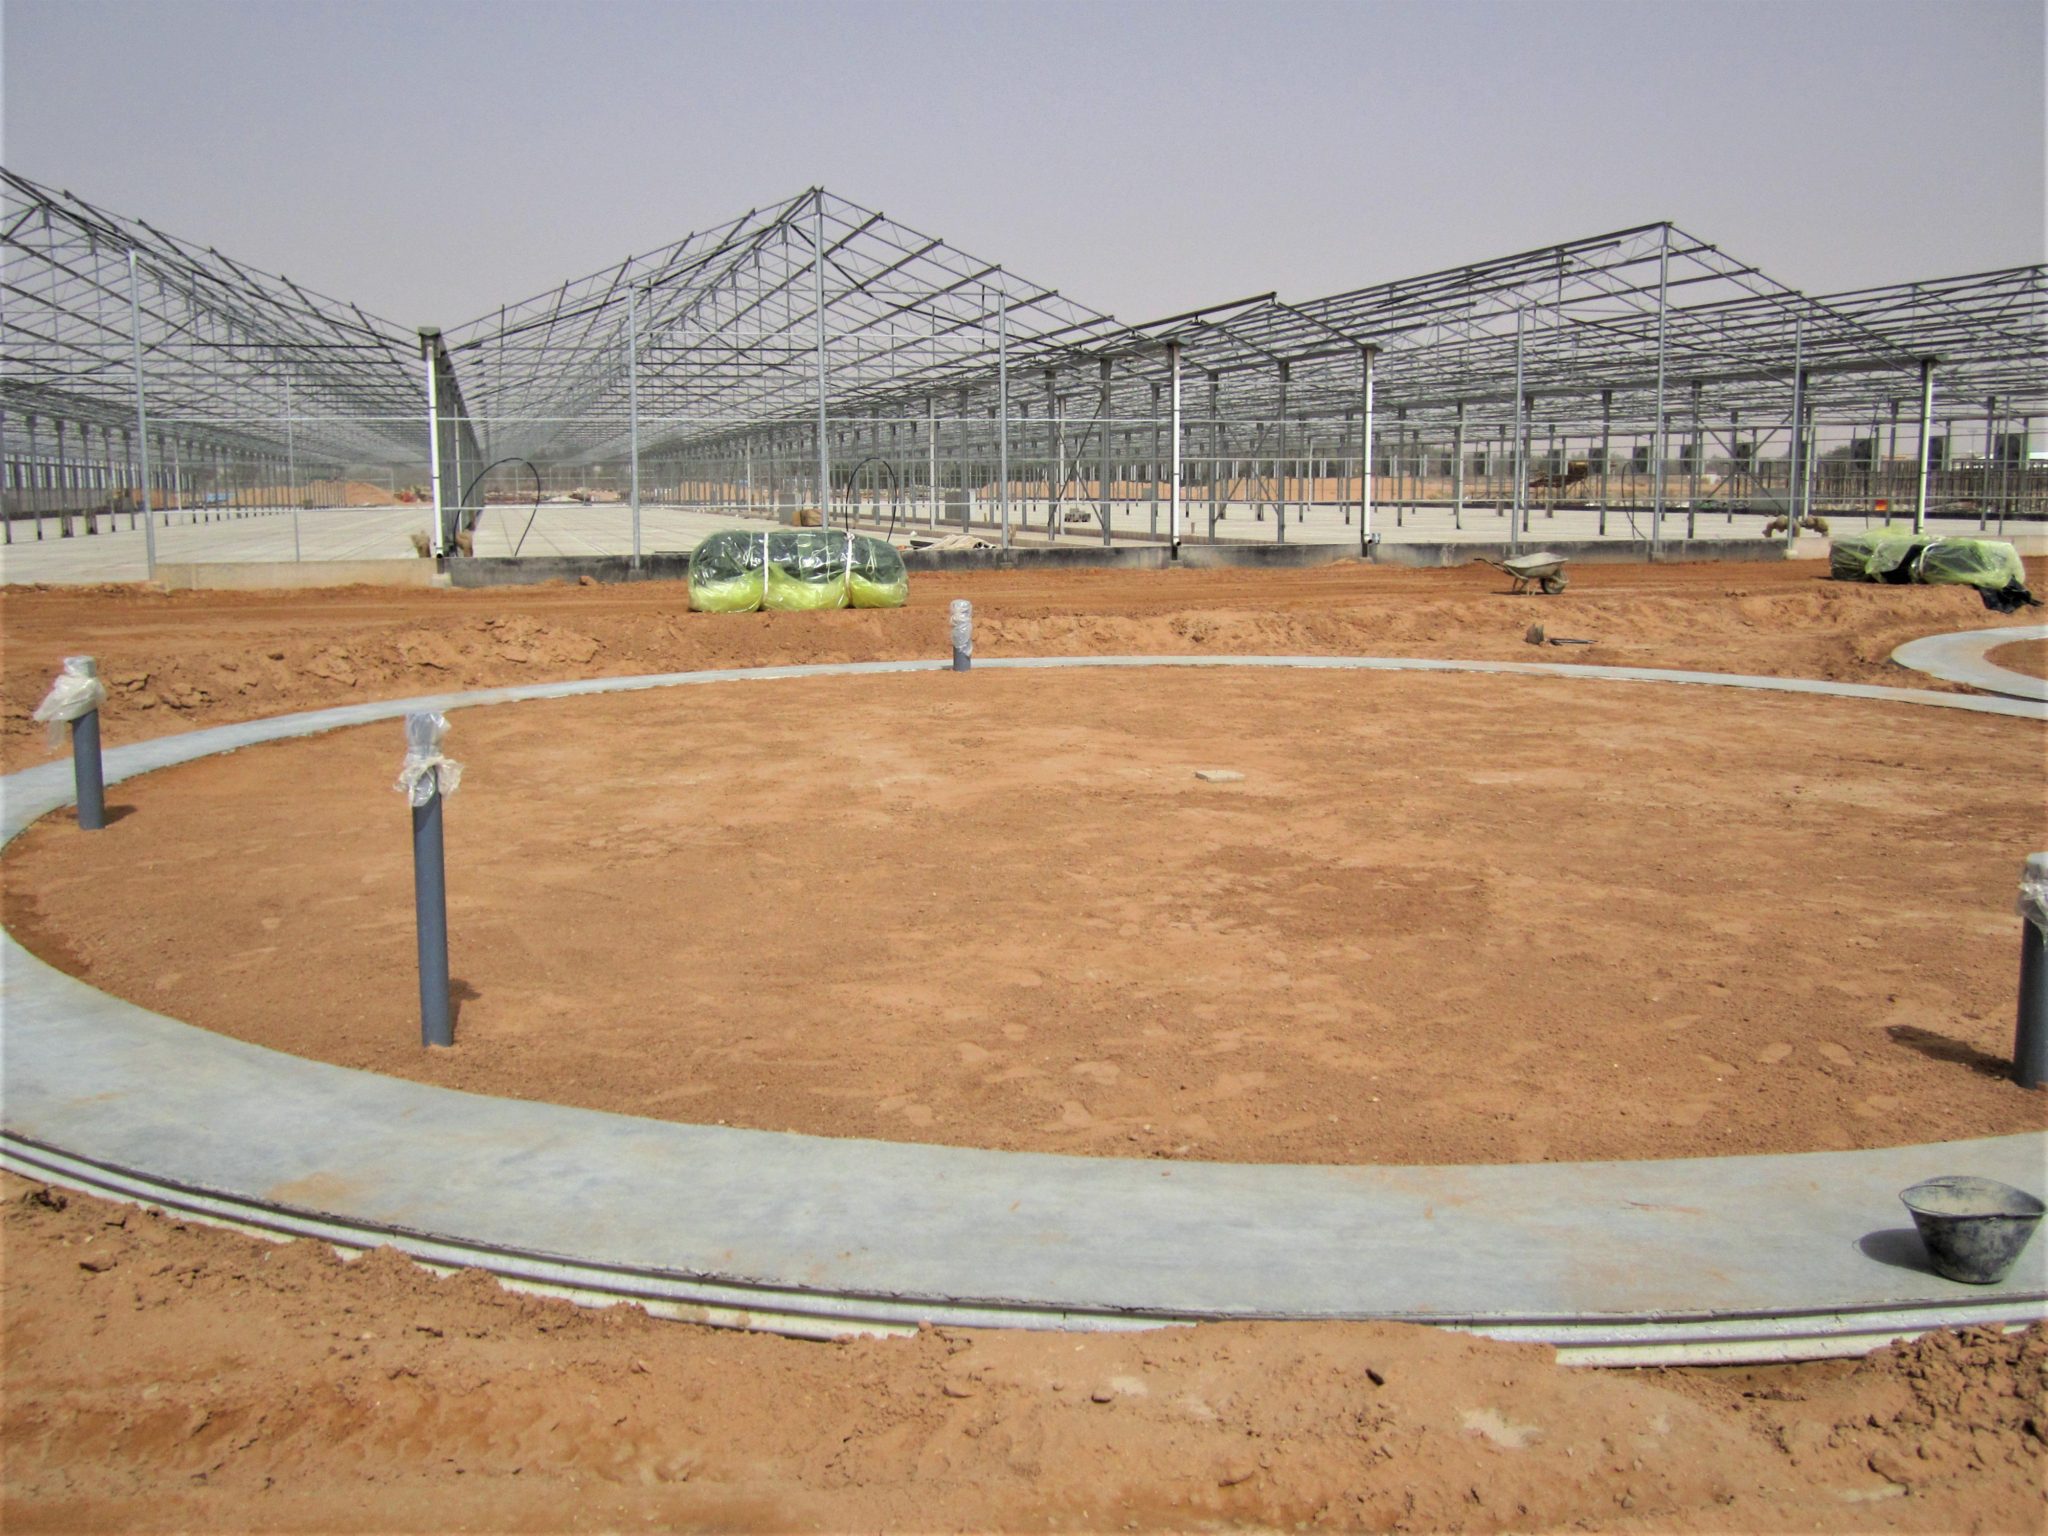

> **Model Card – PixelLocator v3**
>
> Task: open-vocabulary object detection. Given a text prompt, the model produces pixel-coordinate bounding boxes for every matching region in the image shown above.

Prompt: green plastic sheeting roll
[1827,526,2037,612]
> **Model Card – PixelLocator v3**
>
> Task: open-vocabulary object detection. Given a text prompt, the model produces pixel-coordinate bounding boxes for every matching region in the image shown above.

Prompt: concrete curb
[3,657,2043,1364]
[1891,623,2048,702]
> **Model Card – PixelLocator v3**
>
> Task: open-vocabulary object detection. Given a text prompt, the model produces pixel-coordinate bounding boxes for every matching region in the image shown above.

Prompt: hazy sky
[3,0,2042,330]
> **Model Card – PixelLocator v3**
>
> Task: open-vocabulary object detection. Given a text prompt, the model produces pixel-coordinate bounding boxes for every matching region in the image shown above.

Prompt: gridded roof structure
[438,187,1143,466]
[437,193,2043,473]
[1,169,427,472]
[4,171,2043,499]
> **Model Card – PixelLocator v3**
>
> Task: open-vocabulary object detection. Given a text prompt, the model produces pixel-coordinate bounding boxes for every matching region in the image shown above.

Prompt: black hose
[843,455,900,544]
[455,458,543,557]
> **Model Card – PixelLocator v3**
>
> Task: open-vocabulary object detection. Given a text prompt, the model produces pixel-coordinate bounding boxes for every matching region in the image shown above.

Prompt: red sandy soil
[4,1174,2044,1535]
[5,558,2043,777]
[3,559,2046,1531]
[6,667,2043,1165]
[1988,637,2048,680]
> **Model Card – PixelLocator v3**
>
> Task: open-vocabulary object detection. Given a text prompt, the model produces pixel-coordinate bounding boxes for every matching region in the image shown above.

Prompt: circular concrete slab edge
[1891,623,2048,702]
[3,656,2043,1365]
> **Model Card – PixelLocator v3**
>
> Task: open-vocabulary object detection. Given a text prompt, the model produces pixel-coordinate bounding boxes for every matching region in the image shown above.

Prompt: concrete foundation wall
[1372,538,1790,570]
[155,559,445,591]
[450,537,1786,588]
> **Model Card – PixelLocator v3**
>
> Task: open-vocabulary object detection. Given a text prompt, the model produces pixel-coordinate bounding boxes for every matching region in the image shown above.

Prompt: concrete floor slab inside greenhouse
[6,500,2039,586]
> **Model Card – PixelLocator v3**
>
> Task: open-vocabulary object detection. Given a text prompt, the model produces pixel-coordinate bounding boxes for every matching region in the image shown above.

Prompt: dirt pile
[4,560,2038,773]
[5,1175,2041,1533]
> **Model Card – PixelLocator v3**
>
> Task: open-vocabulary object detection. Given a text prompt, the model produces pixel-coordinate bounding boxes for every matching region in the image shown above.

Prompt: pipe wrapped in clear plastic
[2020,853,2048,935]
[31,657,109,749]
[395,711,463,806]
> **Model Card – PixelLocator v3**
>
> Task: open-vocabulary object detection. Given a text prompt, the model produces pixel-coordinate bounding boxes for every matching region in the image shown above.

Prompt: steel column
[628,285,642,567]
[813,195,831,530]
[125,251,157,575]
[996,290,1010,549]
[1098,357,1113,546]
[1649,226,1669,557]
[1786,318,1807,533]
[1452,402,1466,531]
[1510,311,1526,555]
[1913,357,1937,535]
[1359,347,1375,549]
[1167,342,1183,552]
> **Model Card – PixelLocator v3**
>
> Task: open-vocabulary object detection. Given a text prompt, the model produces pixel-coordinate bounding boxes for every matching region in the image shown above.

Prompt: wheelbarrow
[1482,551,1569,595]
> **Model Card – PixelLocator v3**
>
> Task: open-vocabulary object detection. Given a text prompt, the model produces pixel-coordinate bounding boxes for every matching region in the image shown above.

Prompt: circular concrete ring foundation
[2,655,2044,1366]
[1892,622,2048,702]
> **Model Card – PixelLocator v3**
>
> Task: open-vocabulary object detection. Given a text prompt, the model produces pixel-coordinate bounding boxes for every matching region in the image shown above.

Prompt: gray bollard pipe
[950,598,972,672]
[70,657,106,831]
[402,712,455,1049]
[2016,853,2048,1089]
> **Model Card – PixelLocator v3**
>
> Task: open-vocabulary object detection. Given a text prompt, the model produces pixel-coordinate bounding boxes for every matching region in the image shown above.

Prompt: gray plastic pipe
[2017,852,2047,1089]
[406,714,453,1049]
[70,657,105,832]
[950,599,972,672]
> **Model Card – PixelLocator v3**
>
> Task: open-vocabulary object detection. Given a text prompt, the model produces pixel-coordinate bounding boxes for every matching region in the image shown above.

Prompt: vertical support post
[56,417,74,537]
[927,396,939,528]
[628,285,643,567]
[1687,378,1703,540]
[1359,346,1376,550]
[996,290,1010,549]
[24,413,39,540]
[1649,225,1669,558]
[1911,357,1936,536]
[2016,853,2047,1090]
[1786,317,1807,536]
[1274,362,1289,544]
[1452,402,1466,531]
[813,193,832,530]
[285,369,301,562]
[1098,356,1114,546]
[1167,341,1183,553]
[421,329,447,558]
[125,251,158,576]
[1887,397,1901,511]
[1598,389,1613,537]
[1801,399,1819,524]
[68,657,106,832]
[1510,311,1526,555]
[1206,373,1221,539]
[1980,395,1997,531]
[1149,382,1162,539]
[1049,377,1064,540]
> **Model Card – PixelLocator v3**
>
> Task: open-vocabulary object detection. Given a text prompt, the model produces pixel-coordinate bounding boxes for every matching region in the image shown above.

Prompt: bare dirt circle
[1986,636,2048,680]
[6,664,2045,1166]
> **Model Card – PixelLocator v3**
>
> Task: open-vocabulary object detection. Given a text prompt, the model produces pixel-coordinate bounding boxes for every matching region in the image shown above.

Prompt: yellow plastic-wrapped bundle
[848,533,910,608]
[689,529,908,613]
[687,530,768,613]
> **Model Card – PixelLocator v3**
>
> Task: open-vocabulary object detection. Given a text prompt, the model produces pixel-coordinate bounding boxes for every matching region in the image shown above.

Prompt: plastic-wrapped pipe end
[2019,853,2048,934]
[395,711,463,806]
[949,599,973,671]
[31,655,109,748]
